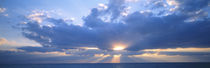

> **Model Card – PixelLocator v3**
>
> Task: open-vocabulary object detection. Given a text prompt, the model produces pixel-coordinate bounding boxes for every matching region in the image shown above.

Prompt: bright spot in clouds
[112,43,127,51]
[113,46,125,51]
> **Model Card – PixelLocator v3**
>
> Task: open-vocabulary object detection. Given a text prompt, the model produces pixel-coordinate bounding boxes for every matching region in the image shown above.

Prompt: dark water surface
[1,63,210,68]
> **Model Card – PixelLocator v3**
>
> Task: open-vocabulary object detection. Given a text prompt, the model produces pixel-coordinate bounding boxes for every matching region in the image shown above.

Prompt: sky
[0,0,210,64]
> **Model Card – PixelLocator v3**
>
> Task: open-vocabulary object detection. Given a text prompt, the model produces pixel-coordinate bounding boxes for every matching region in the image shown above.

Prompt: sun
[112,43,126,51]
[113,46,125,51]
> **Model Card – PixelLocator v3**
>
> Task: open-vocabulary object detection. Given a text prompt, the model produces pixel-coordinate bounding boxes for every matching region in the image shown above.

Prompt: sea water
[0,63,210,68]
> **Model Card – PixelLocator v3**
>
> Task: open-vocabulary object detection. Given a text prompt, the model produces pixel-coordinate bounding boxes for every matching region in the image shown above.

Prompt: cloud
[128,53,197,62]
[0,8,9,17]
[2,48,210,64]
[29,51,71,56]
[166,0,209,22]
[0,50,86,64]
[141,47,210,56]
[26,10,49,23]
[0,38,41,47]
[125,0,139,2]
[167,0,210,12]
[19,0,210,52]
[98,3,108,10]
[0,8,6,13]
[125,12,210,50]
[143,48,210,52]
[0,38,7,45]
[19,47,62,52]
[1,0,210,64]
[0,38,41,51]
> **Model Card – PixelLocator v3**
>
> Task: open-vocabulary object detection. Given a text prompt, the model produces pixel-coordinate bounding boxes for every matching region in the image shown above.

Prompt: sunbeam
[91,54,111,63]
[111,54,121,63]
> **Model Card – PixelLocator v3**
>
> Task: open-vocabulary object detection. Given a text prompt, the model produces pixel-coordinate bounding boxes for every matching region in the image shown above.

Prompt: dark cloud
[125,12,210,51]
[19,0,210,52]
[0,50,38,64]
[159,52,210,56]
[0,50,97,64]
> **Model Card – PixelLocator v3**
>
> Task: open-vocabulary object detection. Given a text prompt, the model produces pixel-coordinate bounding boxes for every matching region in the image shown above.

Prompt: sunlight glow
[112,43,127,51]
[113,46,125,51]
[111,54,121,63]
[143,48,210,52]
[128,53,188,62]
[92,54,111,63]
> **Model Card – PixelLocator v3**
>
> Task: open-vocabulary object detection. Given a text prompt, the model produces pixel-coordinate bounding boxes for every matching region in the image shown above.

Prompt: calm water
[1,63,210,68]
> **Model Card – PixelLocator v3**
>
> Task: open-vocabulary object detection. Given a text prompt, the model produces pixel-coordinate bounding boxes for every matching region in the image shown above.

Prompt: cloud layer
[19,0,210,52]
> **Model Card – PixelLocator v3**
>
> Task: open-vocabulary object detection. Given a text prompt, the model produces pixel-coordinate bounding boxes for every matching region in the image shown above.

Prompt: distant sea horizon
[1,62,210,68]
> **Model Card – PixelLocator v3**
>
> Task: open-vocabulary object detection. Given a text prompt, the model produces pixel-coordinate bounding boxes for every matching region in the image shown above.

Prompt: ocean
[0,63,210,68]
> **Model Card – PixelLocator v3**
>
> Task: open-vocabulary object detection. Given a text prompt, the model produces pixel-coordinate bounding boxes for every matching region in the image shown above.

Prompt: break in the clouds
[20,0,210,51]
[0,0,210,63]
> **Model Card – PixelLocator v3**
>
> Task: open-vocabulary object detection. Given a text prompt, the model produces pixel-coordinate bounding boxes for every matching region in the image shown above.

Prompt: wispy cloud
[0,8,6,13]
[0,38,41,51]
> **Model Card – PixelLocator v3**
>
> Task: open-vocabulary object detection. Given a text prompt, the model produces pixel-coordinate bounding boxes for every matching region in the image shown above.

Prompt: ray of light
[91,54,111,63]
[111,54,121,63]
